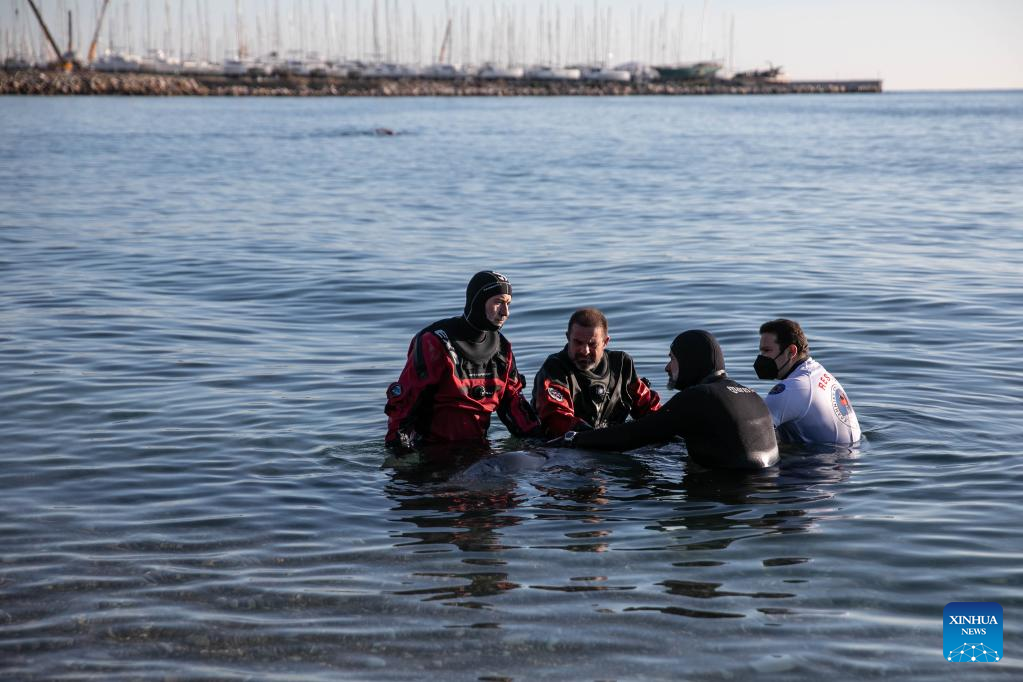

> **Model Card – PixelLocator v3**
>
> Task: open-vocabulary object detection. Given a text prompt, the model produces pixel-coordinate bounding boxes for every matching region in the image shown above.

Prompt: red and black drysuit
[385,316,539,448]
[532,348,661,438]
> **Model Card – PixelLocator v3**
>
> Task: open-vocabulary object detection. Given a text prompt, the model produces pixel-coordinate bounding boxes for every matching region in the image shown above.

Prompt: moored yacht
[478,64,525,80]
[527,66,582,80]
[581,67,631,82]
[142,50,181,74]
[421,63,473,79]
[653,61,722,81]
[94,49,142,72]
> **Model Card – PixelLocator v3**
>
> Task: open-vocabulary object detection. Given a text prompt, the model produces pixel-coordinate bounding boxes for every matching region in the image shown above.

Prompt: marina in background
[0,68,882,96]
[2,0,881,95]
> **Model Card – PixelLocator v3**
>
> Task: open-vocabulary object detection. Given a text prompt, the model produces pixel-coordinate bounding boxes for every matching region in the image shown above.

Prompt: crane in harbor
[87,0,112,65]
[437,18,453,64]
[23,0,112,71]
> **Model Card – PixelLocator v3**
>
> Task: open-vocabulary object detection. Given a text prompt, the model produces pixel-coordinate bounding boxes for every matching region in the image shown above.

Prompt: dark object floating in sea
[374,127,396,136]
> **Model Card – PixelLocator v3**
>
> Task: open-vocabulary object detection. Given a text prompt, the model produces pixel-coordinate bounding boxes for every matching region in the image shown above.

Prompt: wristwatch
[563,430,577,445]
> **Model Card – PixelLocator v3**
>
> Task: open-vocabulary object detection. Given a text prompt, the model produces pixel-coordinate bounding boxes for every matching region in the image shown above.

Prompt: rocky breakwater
[1,69,210,95]
[2,69,882,96]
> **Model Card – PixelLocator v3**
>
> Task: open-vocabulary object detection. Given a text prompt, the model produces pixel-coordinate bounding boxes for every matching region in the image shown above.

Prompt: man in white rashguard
[753,318,861,445]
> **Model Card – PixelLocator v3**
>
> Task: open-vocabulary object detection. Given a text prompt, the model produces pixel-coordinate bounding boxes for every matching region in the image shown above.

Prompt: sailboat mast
[372,0,380,61]
[323,1,330,60]
[411,3,418,65]
[234,0,242,58]
[383,0,390,62]
[179,0,184,61]
[728,14,734,72]
[437,18,451,64]
[698,0,709,60]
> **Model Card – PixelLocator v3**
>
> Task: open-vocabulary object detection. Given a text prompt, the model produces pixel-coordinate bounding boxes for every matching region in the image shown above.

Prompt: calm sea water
[2,92,1022,680]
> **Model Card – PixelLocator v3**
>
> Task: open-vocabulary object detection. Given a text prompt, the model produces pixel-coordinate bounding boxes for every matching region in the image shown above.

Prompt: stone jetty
[1,69,882,97]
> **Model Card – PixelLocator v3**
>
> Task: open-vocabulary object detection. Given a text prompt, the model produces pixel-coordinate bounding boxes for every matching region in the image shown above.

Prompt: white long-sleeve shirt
[764,357,861,445]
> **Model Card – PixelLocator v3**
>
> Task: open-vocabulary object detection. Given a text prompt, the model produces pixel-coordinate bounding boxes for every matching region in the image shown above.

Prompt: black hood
[669,330,725,391]
[463,271,512,332]
[424,316,501,366]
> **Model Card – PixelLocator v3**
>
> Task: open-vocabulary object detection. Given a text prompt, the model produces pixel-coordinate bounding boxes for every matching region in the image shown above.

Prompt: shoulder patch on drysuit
[546,385,568,403]
[769,383,786,395]
[831,385,854,425]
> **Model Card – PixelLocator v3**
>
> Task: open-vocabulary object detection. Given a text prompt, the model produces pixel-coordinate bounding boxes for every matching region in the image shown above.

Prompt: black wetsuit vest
[533,350,635,429]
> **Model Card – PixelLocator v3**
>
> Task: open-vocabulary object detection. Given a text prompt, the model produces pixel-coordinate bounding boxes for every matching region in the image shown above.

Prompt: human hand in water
[546,430,578,448]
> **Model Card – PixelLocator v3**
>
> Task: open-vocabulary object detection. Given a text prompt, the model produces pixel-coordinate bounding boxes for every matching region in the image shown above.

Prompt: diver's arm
[384,332,448,448]
[533,362,584,437]
[571,392,684,451]
[496,349,542,438]
[763,377,810,428]
[624,356,661,418]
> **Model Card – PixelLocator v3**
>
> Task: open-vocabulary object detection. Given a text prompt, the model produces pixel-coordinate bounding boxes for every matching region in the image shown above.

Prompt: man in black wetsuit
[553,330,779,470]
[532,308,661,437]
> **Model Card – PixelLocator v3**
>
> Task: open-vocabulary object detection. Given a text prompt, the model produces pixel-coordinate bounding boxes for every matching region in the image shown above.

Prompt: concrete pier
[0,69,883,96]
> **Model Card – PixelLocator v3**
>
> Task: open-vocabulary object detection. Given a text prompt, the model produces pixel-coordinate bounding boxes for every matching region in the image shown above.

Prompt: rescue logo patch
[769,383,786,395]
[547,386,566,402]
[831,384,853,425]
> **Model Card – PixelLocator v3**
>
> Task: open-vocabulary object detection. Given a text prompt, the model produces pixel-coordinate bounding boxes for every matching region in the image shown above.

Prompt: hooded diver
[385,271,540,453]
[551,330,779,470]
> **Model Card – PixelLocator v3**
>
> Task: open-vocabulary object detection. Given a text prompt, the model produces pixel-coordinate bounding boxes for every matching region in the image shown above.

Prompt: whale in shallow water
[448,449,595,485]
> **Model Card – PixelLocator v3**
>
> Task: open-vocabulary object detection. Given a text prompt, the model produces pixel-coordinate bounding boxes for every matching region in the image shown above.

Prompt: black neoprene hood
[463,271,512,332]
[669,330,726,390]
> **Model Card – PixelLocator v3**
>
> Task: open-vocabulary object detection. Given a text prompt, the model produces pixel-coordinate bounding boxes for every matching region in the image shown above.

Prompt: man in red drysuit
[385,271,540,451]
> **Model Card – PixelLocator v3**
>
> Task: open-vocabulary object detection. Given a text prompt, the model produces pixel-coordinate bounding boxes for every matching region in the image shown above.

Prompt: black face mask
[754,350,787,380]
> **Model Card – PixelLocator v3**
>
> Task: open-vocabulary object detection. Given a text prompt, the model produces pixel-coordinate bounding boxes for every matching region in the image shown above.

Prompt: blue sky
[5,0,1021,89]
